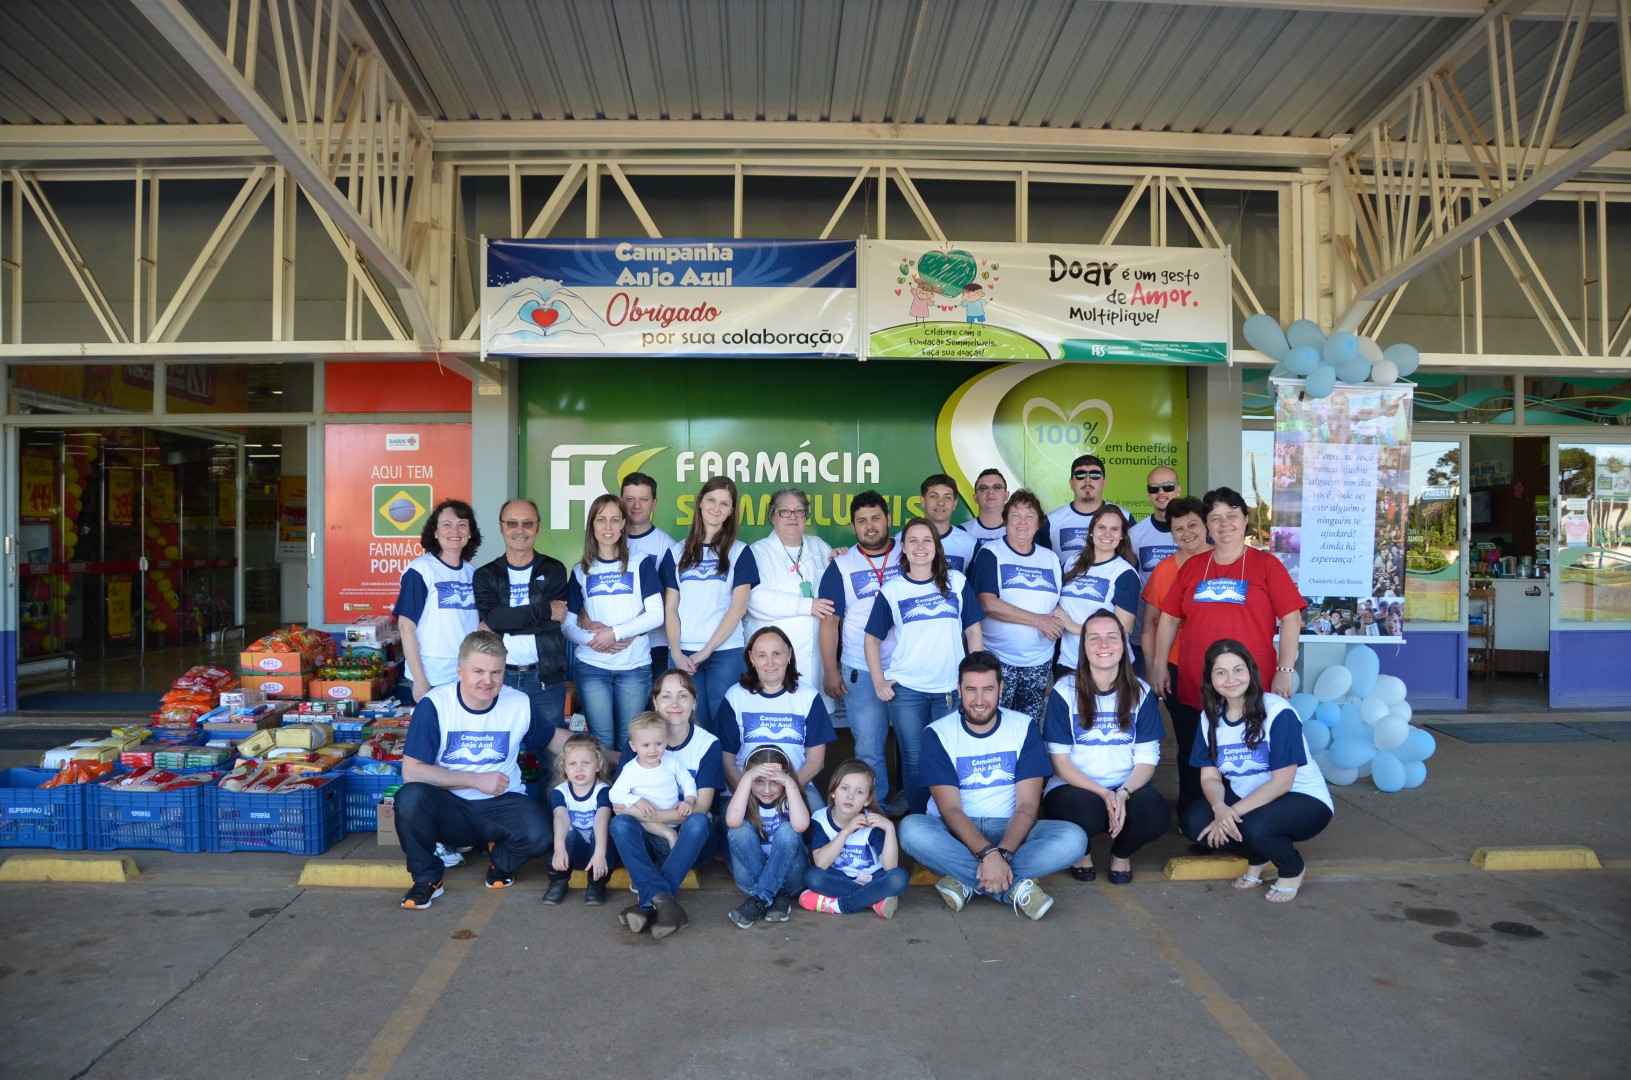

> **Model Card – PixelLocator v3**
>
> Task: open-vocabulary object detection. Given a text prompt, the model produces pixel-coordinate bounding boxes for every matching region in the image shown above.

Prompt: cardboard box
[242,673,305,699]
[376,795,398,846]
[308,677,390,702]
[219,689,267,708]
[240,650,309,676]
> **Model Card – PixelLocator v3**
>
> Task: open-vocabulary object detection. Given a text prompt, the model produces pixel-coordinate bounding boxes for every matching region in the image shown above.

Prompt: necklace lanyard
[784,542,815,598]
[860,540,894,588]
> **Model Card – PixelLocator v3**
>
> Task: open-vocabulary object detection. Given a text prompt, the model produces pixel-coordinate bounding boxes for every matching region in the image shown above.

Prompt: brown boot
[650,892,690,940]
[619,903,650,933]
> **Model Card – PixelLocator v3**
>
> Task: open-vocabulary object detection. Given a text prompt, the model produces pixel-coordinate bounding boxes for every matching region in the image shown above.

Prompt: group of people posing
[388,456,1333,930]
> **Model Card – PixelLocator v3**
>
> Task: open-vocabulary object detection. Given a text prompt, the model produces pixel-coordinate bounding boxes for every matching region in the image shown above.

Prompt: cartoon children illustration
[960,283,990,324]
[908,277,935,323]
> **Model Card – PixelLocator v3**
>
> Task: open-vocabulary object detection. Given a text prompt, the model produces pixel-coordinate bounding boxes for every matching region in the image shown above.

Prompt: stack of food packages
[152,666,239,733]
[102,766,216,793]
[239,625,339,700]
[246,625,337,665]
[220,721,352,794]
[40,726,154,772]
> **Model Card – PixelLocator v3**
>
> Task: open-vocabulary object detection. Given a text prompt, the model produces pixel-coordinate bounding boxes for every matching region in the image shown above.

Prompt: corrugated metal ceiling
[0,0,1622,154]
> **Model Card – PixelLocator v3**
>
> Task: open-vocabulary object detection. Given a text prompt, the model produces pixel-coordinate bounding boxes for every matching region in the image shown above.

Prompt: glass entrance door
[1549,437,1631,707]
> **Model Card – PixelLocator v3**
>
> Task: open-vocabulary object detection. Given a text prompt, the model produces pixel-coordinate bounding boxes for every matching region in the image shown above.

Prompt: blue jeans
[803,864,910,913]
[504,669,567,759]
[726,822,807,903]
[898,814,1087,905]
[687,647,746,738]
[886,685,958,814]
[609,812,717,907]
[574,662,652,750]
[840,663,892,804]
[395,783,552,884]
[558,829,617,873]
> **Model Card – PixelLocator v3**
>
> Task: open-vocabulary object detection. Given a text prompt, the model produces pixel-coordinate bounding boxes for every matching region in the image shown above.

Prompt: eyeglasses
[1073,470,1104,481]
[774,508,809,520]
[975,484,1006,494]
[1146,483,1178,494]
[501,518,539,529]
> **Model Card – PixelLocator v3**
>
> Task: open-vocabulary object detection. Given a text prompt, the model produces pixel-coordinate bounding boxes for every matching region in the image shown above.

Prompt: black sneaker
[727,894,769,929]
[584,878,607,906]
[764,891,794,922]
[484,863,514,890]
[541,875,570,905]
[401,880,443,910]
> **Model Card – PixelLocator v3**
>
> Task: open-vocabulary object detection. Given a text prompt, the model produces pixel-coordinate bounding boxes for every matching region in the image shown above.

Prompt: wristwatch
[996,847,1015,864]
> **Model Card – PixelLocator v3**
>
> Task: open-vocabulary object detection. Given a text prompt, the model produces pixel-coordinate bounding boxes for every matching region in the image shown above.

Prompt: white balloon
[1359,697,1391,726]
[1325,764,1360,786]
[1389,700,1413,724]
[1313,665,1353,702]
[1370,358,1399,385]
[1374,715,1411,751]
[1371,674,1408,706]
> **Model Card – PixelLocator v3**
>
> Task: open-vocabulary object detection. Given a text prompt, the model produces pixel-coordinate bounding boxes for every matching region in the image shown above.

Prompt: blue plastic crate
[208,775,344,855]
[0,768,85,850]
[88,779,213,853]
[341,760,401,833]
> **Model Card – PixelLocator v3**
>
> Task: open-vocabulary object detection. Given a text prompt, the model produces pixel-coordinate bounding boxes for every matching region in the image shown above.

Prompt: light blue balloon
[1322,330,1359,367]
[1287,319,1326,350]
[1314,701,1341,726]
[1335,353,1371,384]
[1402,761,1428,788]
[1330,737,1376,769]
[1345,645,1381,698]
[1244,314,1290,360]
[1372,751,1406,792]
[1304,720,1331,753]
[1383,342,1421,377]
[1290,692,1319,722]
[1268,362,1289,379]
[1396,727,1437,763]
[1283,344,1322,376]
[1332,709,1364,743]
[1305,363,1337,399]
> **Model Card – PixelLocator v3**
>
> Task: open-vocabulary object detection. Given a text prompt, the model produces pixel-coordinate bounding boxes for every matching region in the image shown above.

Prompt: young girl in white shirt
[724,745,810,929]
[799,759,909,918]
[545,733,613,906]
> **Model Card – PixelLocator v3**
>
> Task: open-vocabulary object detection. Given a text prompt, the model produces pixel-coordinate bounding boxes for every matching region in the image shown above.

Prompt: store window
[1527,376,1631,425]
[1405,441,1461,622]
[1556,442,1631,622]
[1412,373,1516,424]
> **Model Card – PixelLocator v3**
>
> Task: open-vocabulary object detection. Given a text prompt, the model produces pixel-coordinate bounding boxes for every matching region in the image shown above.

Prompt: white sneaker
[934,874,972,912]
[1009,878,1054,921]
[433,842,465,869]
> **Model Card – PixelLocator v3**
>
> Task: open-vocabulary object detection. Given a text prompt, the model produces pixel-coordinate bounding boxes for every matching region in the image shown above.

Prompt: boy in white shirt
[610,711,698,841]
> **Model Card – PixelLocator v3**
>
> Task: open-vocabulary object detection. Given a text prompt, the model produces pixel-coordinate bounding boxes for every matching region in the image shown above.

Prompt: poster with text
[864,241,1231,364]
[324,424,471,623]
[278,475,308,561]
[483,238,857,358]
[520,358,1186,566]
[1271,379,1413,642]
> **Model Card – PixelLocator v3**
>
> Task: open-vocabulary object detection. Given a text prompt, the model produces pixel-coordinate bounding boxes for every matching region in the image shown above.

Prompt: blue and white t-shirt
[893,525,978,575]
[1128,515,1179,586]
[627,525,678,649]
[497,562,539,666]
[1057,558,1141,670]
[1044,502,1134,564]
[819,542,902,673]
[807,806,888,880]
[393,553,478,687]
[864,570,982,694]
[748,800,793,852]
[403,683,532,801]
[920,707,1051,819]
[659,539,761,652]
[1191,693,1334,811]
[550,780,611,842]
[971,540,1063,668]
[1042,674,1163,794]
[960,517,1008,549]
[717,683,837,779]
[563,556,664,671]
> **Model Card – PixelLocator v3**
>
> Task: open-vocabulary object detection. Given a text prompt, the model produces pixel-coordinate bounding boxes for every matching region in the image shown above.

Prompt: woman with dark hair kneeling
[1181,639,1333,903]
[1041,609,1169,884]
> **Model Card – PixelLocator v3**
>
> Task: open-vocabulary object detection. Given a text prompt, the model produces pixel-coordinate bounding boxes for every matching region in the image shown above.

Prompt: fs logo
[549,444,668,531]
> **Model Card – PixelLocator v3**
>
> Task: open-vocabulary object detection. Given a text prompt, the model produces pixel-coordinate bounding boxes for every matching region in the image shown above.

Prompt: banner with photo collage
[1271,379,1414,643]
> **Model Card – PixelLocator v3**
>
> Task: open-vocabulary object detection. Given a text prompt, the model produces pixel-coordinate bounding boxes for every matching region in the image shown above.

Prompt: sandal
[1231,874,1264,890]
[1265,880,1302,904]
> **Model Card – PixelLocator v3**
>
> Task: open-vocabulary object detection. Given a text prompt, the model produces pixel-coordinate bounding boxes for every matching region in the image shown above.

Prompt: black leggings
[1164,665,1204,817]
[1043,783,1171,860]
[1179,788,1331,878]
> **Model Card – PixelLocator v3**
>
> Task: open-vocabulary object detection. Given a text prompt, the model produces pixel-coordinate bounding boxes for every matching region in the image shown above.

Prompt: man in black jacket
[473,499,569,757]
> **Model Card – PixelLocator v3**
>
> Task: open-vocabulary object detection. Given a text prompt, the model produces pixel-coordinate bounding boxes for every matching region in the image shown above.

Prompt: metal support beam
[10,170,129,343]
[150,166,275,342]
[131,0,437,347]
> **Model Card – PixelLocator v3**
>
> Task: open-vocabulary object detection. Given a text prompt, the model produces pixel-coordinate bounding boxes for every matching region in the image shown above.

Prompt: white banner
[863,240,1232,364]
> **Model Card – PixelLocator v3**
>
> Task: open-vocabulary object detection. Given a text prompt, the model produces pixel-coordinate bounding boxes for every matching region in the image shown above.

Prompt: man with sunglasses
[474,499,571,746]
[1044,454,1133,564]
[1128,466,1184,587]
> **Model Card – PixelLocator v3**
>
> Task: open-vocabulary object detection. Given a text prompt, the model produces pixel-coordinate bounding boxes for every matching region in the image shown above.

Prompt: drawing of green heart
[1021,397,1114,469]
[915,249,979,298]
